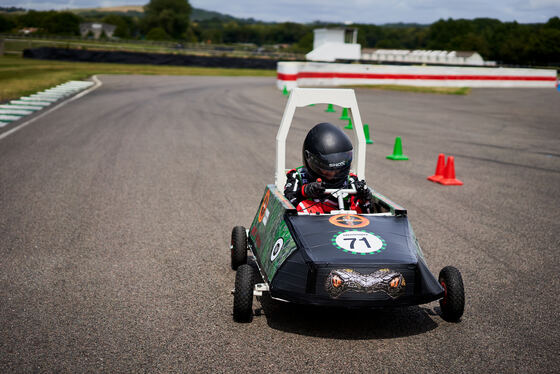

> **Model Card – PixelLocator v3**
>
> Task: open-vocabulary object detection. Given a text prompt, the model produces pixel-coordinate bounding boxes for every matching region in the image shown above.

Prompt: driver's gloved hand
[303,180,325,199]
[355,180,373,202]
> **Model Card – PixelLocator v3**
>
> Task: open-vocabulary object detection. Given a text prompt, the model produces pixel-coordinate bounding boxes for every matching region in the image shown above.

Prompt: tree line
[1,1,559,66]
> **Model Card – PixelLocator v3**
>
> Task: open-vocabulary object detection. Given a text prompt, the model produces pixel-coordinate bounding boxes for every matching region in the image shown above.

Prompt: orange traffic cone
[427,153,445,182]
[438,156,463,185]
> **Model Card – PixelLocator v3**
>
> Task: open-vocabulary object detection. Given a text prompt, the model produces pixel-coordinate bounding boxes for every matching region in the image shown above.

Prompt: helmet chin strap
[323,178,345,189]
[308,168,346,189]
[306,166,320,182]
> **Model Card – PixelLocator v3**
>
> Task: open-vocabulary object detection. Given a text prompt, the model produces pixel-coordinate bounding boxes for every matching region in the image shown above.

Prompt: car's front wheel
[233,264,255,323]
[438,266,465,322]
[230,226,247,270]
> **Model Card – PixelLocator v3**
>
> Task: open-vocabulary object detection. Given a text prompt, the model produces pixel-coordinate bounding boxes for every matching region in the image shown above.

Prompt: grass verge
[0,55,275,102]
[347,84,471,95]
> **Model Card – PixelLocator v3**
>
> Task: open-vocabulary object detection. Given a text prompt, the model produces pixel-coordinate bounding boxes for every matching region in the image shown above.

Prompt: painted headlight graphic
[331,274,343,288]
[325,269,406,299]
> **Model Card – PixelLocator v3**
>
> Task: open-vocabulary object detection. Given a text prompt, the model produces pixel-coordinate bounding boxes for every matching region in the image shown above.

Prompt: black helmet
[302,122,353,188]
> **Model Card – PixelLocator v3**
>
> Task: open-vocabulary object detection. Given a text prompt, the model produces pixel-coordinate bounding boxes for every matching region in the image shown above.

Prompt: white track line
[0,75,102,141]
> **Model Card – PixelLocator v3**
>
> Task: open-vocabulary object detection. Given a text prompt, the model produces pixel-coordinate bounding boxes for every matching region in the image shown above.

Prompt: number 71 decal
[332,230,386,255]
[343,237,371,249]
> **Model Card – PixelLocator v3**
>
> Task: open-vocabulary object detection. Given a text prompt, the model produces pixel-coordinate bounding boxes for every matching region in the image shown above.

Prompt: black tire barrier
[23,47,278,70]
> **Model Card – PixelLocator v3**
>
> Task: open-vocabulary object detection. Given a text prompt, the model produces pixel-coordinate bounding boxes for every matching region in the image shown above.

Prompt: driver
[284,122,378,214]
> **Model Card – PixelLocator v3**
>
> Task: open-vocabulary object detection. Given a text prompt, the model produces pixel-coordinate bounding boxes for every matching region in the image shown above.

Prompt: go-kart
[230,88,464,323]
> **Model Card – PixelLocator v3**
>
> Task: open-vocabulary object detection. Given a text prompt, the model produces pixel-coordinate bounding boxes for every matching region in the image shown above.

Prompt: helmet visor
[305,150,353,183]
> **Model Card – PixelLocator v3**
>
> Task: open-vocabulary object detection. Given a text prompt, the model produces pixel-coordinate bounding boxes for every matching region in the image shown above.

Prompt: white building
[79,23,117,39]
[361,48,495,66]
[306,28,361,62]
[305,28,494,66]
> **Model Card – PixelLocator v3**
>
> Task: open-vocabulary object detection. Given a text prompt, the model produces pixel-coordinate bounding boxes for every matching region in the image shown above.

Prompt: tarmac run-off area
[1,75,559,373]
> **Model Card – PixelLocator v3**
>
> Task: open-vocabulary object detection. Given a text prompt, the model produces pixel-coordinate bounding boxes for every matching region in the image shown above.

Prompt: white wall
[277,61,557,89]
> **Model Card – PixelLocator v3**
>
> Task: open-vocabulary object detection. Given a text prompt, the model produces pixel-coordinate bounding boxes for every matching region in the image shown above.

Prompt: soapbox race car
[230,88,465,323]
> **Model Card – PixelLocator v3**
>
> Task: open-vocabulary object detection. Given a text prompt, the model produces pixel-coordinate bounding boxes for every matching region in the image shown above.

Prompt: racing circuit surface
[1,75,559,372]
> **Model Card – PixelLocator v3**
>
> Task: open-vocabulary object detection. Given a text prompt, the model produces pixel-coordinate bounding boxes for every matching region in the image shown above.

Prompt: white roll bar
[275,88,366,190]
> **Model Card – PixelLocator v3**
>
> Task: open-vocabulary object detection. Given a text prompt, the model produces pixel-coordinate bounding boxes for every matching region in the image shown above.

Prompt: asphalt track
[1,75,559,373]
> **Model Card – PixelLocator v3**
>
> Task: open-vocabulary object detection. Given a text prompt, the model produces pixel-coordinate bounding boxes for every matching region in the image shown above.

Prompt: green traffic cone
[282,86,289,96]
[344,118,353,129]
[339,108,350,121]
[325,104,336,113]
[363,124,374,144]
[387,136,408,160]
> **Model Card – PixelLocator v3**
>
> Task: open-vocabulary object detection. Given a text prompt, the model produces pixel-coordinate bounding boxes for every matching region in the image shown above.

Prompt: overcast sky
[3,0,559,24]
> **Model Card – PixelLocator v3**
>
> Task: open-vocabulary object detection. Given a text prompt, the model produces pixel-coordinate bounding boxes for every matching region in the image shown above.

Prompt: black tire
[438,266,465,322]
[231,226,247,270]
[233,264,255,323]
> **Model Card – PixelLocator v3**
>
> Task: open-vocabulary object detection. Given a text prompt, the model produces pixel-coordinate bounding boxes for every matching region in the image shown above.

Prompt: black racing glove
[355,180,372,202]
[303,180,325,199]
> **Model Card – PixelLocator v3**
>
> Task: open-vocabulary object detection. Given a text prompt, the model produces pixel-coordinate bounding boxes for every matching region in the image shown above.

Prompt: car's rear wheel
[438,266,465,322]
[231,226,247,270]
[233,264,255,323]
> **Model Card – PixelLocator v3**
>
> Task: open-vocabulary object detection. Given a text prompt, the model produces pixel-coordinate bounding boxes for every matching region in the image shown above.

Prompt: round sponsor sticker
[329,214,369,228]
[270,237,284,261]
[258,190,270,223]
[332,230,386,255]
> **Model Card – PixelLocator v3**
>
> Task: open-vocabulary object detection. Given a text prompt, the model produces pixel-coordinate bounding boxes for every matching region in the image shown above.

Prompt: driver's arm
[350,176,378,213]
[285,169,326,205]
[284,169,304,205]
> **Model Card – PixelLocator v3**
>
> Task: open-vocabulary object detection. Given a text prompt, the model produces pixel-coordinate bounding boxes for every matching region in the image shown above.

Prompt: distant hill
[68,5,247,23]
[66,5,143,18]
[0,6,26,13]
[73,5,145,13]
[3,5,426,27]
[379,22,429,28]
[191,8,241,22]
